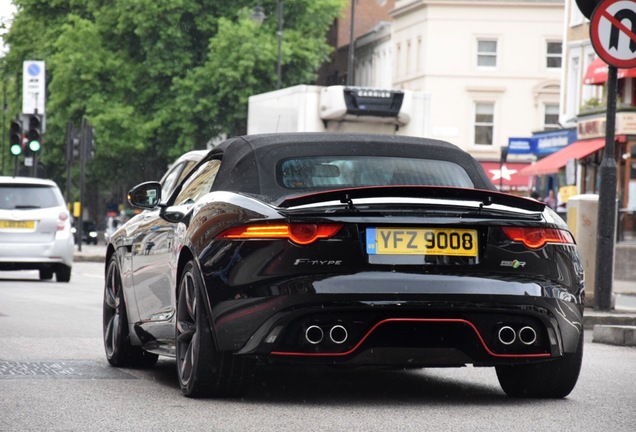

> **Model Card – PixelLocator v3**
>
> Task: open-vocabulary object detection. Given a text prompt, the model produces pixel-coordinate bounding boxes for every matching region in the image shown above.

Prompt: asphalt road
[0,262,635,432]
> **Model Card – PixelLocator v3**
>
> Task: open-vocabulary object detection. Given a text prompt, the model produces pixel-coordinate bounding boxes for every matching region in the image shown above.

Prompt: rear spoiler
[277,186,546,212]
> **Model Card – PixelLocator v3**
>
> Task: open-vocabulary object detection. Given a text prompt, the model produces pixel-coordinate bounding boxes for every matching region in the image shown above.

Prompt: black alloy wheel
[495,329,584,398]
[176,260,254,398]
[103,256,158,367]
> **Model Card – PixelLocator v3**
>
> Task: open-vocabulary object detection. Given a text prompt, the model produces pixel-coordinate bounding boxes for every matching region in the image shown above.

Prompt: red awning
[519,139,606,176]
[479,161,531,188]
[583,57,636,85]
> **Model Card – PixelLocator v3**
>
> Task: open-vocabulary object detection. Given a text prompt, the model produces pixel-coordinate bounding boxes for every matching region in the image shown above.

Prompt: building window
[547,41,562,68]
[477,39,497,67]
[474,102,494,145]
[544,104,560,130]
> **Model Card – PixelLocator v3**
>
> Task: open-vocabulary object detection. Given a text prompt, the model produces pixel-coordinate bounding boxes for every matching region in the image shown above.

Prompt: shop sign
[616,112,636,135]
[507,137,535,154]
[507,129,576,156]
[535,129,577,156]
[578,112,636,139]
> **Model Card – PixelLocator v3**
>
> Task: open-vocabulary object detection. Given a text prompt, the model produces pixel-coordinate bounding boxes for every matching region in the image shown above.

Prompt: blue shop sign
[534,129,577,156]
[507,129,577,156]
[508,137,536,154]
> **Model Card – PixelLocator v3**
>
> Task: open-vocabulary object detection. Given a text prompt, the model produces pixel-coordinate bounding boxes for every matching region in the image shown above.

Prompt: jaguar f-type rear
[103,133,584,399]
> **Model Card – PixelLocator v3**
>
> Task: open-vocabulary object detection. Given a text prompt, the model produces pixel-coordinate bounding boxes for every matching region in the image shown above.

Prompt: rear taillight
[217,223,343,245]
[501,227,574,249]
[57,212,69,232]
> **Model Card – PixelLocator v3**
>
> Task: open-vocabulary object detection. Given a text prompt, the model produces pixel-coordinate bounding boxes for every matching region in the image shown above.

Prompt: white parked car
[0,176,74,282]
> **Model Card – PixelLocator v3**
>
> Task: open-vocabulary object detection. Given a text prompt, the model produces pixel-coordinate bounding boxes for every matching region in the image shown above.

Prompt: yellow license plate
[0,220,36,229]
[366,227,478,257]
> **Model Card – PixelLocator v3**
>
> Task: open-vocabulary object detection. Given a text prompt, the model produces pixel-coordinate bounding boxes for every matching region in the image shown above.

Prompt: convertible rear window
[277,157,474,190]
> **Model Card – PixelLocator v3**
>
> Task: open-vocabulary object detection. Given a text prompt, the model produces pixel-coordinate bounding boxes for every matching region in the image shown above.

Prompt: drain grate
[0,360,137,380]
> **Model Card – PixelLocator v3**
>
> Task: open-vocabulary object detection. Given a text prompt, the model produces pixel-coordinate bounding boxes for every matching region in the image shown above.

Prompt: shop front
[520,113,636,241]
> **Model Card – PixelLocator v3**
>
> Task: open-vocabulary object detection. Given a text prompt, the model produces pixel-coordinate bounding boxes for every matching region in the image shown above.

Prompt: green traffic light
[10,144,22,156]
[28,140,41,153]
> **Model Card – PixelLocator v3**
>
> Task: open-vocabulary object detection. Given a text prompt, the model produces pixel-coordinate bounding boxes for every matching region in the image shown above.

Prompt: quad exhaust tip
[304,324,348,345]
[329,325,348,344]
[497,325,537,346]
[498,326,516,345]
[518,326,537,345]
[305,325,324,345]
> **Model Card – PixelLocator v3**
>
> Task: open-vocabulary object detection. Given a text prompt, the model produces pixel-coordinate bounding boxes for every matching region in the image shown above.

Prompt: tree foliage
[1,0,344,215]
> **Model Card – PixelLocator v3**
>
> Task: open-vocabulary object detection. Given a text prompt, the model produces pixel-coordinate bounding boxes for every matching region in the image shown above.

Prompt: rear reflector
[217,223,343,245]
[501,227,574,249]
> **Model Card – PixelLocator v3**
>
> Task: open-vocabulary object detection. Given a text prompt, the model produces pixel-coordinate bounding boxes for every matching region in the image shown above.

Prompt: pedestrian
[544,189,557,210]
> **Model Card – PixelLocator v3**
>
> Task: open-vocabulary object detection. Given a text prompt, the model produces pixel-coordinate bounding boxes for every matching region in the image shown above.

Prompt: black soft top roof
[207,133,496,201]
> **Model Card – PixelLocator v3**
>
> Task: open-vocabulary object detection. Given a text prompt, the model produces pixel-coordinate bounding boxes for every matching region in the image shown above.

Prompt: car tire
[176,260,254,398]
[39,269,53,280]
[55,265,72,283]
[495,329,584,398]
[103,256,158,368]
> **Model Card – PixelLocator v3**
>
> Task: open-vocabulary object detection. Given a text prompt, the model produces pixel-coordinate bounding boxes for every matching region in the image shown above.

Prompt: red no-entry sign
[590,0,636,68]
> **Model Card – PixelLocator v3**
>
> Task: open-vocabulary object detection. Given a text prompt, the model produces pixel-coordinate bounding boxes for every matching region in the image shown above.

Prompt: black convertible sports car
[103,133,584,398]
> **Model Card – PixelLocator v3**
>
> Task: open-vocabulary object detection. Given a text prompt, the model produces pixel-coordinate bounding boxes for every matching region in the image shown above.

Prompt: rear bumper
[208,275,584,367]
[0,238,74,270]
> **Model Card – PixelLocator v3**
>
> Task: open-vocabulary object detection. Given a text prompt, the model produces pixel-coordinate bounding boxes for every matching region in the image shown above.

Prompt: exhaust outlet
[305,325,324,345]
[498,326,516,345]
[518,326,537,345]
[329,325,348,344]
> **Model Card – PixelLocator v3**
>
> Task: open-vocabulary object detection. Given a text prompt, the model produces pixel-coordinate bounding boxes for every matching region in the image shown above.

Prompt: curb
[583,309,636,329]
[73,254,105,263]
[584,309,636,347]
[592,325,636,347]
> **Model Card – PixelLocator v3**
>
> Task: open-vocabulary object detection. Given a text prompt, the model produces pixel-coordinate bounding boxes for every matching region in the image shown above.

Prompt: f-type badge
[500,260,526,269]
[294,259,342,266]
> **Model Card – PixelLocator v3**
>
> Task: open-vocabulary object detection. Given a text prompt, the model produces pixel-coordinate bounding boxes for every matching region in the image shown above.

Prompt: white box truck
[247,85,430,137]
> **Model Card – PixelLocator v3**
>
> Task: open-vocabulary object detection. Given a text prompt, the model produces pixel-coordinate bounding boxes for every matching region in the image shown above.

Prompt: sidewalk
[73,244,636,347]
[585,279,636,347]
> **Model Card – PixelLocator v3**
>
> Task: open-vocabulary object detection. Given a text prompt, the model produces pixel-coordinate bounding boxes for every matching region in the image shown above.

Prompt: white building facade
[391,0,564,161]
[355,0,565,164]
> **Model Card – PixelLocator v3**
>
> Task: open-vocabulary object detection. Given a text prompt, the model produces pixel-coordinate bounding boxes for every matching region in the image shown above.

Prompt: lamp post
[499,146,508,191]
[276,1,283,89]
[252,2,283,89]
[347,0,356,86]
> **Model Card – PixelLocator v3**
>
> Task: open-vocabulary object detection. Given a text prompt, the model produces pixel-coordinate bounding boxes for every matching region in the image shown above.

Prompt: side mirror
[128,181,162,209]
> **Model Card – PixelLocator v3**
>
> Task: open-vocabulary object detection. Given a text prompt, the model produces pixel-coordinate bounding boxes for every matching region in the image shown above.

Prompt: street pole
[347,0,356,86]
[499,146,508,191]
[65,122,74,210]
[77,118,88,253]
[2,85,6,175]
[276,0,283,89]
[594,65,618,310]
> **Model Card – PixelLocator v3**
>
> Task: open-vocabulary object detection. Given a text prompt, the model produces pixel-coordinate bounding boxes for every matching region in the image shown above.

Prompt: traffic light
[9,119,23,156]
[575,0,601,19]
[26,114,42,154]
[72,137,80,160]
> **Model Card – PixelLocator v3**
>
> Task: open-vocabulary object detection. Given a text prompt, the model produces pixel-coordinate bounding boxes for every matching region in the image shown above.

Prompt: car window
[174,159,222,205]
[0,185,63,210]
[162,160,204,202]
[160,161,187,202]
[277,157,474,190]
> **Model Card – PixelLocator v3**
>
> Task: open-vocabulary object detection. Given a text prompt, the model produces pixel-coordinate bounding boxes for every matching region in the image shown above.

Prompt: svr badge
[500,260,526,269]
